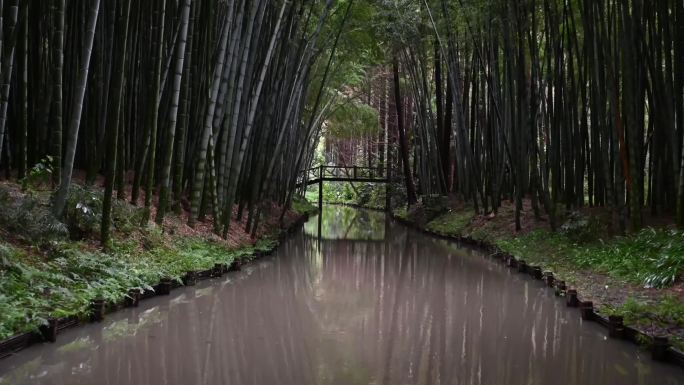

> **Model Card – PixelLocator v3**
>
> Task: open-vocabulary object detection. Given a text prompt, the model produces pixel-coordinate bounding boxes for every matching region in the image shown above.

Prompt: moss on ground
[425,210,475,236]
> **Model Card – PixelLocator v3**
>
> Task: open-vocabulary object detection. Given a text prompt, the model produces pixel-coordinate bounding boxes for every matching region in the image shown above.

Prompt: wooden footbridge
[297,166,389,208]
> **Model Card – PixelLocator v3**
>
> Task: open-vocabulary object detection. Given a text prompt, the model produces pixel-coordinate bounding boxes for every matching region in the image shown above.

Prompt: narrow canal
[0,206,681,385]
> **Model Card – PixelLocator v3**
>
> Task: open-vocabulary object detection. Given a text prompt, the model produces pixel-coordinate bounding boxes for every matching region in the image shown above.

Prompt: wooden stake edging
[566,289,579,307]
[182,271,197,286]
[125,289,140,307]
[91,299,105,322]
[555,281,567,297]
[157,278,173,295]
[39,318,58,343]
[608,315,625,339]
[531,266,543,280]
[580,301,594,321]
[652,336,670,361]
[228,260,241,272]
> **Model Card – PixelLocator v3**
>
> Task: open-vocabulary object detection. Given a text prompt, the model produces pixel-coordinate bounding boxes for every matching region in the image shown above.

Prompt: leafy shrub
[0,244,67,338]
[646,252,684,288]
[0,186,68,244]
[112,198,147,235]
[64,185,146,239]
[20,156,54,192]
[356,184,374,206]
[64,186,102,239]
[559,211,601,242]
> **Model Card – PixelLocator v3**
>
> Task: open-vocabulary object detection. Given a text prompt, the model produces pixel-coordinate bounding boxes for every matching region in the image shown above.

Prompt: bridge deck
[301,177,388,186]
[297,166,390,209]
[297,166,389,187]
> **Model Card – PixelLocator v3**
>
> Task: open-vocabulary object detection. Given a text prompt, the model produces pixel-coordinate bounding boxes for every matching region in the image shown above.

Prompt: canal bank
[386,198,684,363]
[0,181,318,358]
[1,205,681,384]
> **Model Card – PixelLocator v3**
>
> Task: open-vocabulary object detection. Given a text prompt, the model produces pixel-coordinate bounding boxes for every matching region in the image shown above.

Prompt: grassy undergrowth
[495,227,684,346]
[0,232,283,340]
[496,228,684,289]
[425,210,474,236]
[0,184,316,341]
[605,296,684,329]
[604,296,684,349]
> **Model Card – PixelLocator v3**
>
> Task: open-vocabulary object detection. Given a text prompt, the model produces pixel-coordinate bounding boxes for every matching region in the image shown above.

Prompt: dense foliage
[497,228,684,289]
[0,234,284,340]
[0,0,353,246]
[312,0,683,237]
[0,181,314,340]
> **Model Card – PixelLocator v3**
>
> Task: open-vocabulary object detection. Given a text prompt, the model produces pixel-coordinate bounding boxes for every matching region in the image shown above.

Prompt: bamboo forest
[0,0,683,384]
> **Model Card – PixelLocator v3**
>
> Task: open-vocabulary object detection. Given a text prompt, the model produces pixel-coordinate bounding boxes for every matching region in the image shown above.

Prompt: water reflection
[0,206,682,384]
[304,205,388,241]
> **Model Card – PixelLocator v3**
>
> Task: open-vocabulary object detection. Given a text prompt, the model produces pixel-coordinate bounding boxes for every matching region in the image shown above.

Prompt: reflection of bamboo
[224,290,239,384]
[223,273,241,382]
[200,291,220,385]
[9,222,681,385]
[128,316,142,385]
[262,267,287,383]
[215,287,230,383]
[381,233,410,385]
[171,301,181,384]
[283,253,315,384]
[187,291,204,384]
[159,304,169,385]
[374,244,385,367]
[408,255,430,384]
[426,254,447,384]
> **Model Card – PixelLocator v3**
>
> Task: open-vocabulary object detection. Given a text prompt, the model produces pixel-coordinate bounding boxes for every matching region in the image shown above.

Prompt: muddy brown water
[0,206,682,385]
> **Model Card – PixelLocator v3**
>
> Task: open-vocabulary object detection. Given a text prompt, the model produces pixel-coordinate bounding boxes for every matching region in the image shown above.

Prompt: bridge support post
[317,166,323,240]
[385,157,391,213]
[318,166,323,209]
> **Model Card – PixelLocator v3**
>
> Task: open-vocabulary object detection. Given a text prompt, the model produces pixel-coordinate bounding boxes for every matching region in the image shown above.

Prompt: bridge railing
[297,165,390,209]
[298,166,386,183]
[321,166,383,180]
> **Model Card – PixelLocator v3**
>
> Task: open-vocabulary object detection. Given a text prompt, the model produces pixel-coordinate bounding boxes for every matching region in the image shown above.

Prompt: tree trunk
[156,0,191,224]
[53,0,101,217]
[392,55,418,206]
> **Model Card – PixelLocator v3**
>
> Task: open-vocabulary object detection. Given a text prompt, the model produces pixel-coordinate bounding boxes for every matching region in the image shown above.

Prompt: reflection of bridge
[297,166,389,208]
[303,233,388,244]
